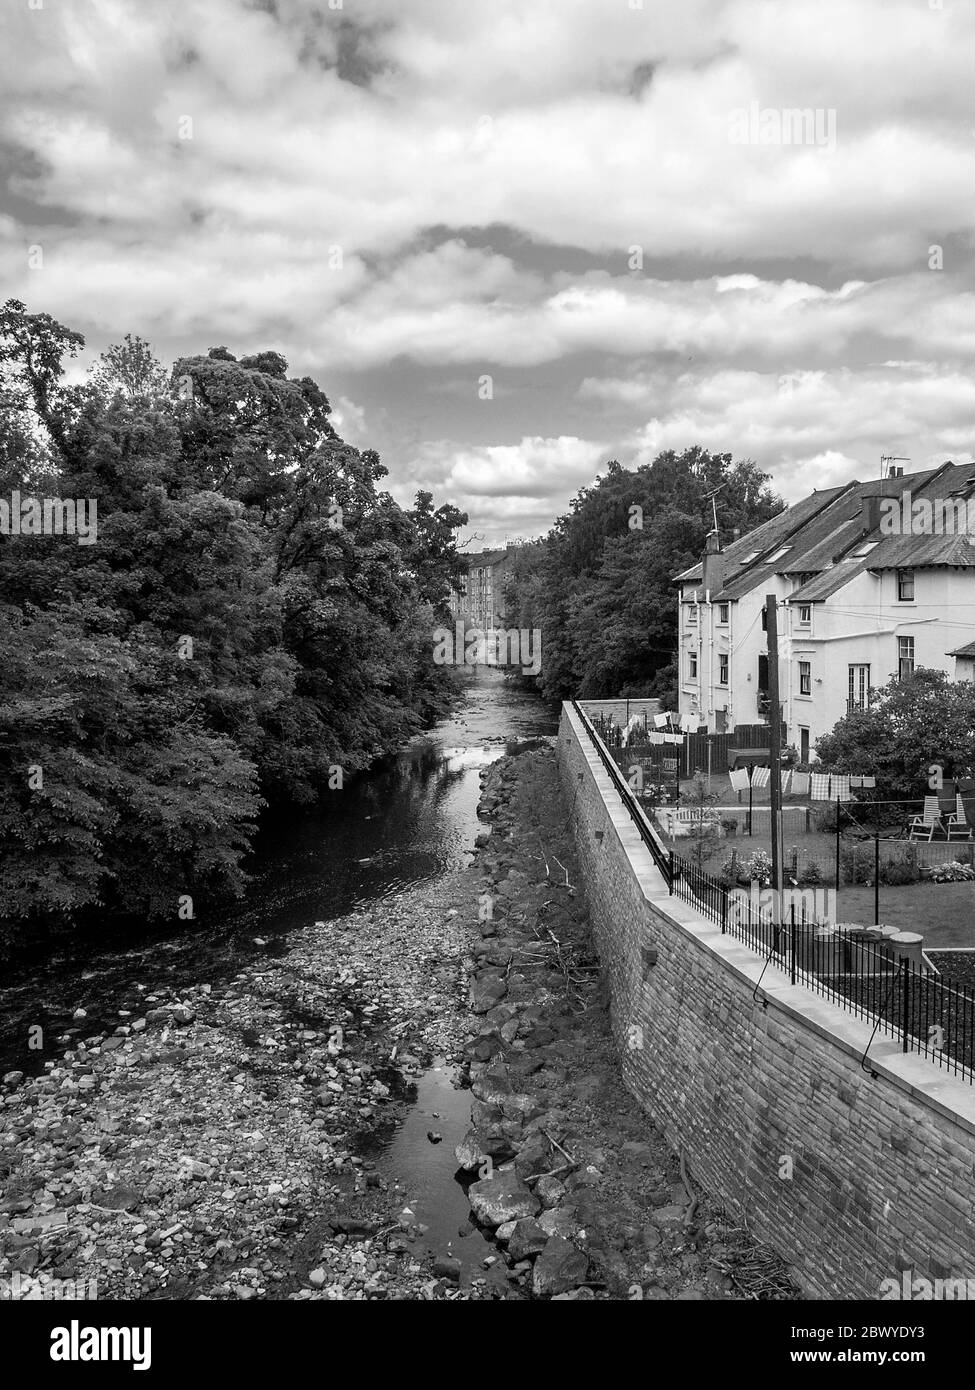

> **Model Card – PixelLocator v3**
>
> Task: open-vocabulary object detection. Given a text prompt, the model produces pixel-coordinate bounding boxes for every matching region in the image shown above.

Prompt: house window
[897,569,915,602]
[848,664,870,711]
[687,604,698,625]
[689,651,698,680]
[898,636,915,681]
[798,661,811,695]
[717,603,729,624]
[719,654,729,685]
[798,605,811,627]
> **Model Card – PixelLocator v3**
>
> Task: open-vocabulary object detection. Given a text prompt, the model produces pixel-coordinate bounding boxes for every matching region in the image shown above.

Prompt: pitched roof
[948,640,975,658]
[673,486,848,590]
[677,462,975,605]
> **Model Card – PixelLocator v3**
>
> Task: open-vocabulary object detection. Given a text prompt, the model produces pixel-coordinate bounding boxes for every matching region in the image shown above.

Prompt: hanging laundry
[849,776,863,788]
[751,765,770,788]
[780,770,792,794]
[861,775,876,788]
[791,771,810,796]
[729,767,750,793]
[681,713,697,732]
[654,713,668,728]
[810,772,830,800]
[832,774,852,802]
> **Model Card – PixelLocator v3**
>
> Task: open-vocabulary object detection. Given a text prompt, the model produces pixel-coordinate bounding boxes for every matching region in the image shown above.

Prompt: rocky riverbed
[0,740,798,1301]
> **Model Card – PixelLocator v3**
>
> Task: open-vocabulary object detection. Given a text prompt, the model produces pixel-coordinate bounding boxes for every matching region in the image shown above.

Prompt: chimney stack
[702,530,725,596]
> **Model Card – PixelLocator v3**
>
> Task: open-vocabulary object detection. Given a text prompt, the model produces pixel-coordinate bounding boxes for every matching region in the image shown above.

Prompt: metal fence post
[668,849,674,895]
[901,957,911,1054]
[721,884,727,934]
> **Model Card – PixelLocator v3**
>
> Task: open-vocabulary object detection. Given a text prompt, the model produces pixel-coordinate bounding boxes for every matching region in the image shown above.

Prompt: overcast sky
[2,0,974,545]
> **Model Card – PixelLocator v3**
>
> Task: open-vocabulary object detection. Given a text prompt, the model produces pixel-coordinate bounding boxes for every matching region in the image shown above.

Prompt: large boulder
[532,1236,589,1297]
[508,1218,550,1261]
[471,972,507,1014]
[468,1171,540,1228]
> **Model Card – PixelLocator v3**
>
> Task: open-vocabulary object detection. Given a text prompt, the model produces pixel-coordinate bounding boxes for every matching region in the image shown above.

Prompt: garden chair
[908,795,942,841]
[947,793,974,841]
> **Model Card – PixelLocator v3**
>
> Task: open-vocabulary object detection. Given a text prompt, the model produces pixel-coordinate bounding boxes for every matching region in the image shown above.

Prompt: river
[0,667,556,1077]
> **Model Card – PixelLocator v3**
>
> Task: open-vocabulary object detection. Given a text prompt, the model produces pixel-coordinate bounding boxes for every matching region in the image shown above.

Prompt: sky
[1,0,974,546]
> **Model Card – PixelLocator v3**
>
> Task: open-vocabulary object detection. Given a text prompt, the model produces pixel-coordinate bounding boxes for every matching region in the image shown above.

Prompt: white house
[673,462,975,759]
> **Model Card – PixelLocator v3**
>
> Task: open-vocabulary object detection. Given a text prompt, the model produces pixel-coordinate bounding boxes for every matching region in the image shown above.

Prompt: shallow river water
[0,667,558,1284]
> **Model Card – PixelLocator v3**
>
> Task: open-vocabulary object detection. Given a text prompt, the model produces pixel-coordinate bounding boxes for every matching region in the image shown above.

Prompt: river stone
[651,1204,687,1227]
[532,1236,589,1296]
[535,1175,567,1208]
[455,1130,489,1171]
[96,1185,142,1212]
[507,1218,549,1261]
[471,974,507,1014]
[495,1221,517,1243]
[468,1172,540,1227]
[500,1093,545,1124]
[539,1208,583,1239]
[471,1065,512,1107]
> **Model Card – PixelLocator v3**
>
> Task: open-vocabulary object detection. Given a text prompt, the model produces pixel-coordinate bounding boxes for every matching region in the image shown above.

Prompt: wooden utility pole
[766,595,784,928]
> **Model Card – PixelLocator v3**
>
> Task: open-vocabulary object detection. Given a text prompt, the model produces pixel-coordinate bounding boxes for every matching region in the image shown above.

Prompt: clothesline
[727,768,876,800]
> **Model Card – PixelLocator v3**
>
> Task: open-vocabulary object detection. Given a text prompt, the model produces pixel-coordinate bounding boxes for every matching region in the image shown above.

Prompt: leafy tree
[0,301,467,941]
[505,447,782,700]
[815,669,975,798]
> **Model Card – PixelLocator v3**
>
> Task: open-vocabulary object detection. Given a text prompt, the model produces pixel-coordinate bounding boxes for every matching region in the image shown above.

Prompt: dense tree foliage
[503,448,782,703]
[0,300,467,934]
[815,669,975,798]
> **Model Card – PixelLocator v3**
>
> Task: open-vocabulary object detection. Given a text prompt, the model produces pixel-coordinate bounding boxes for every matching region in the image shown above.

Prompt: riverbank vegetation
[0,300,467,934]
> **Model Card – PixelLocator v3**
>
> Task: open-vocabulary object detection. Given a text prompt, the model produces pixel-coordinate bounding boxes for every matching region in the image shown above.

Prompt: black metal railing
[576,704,975,1085]
[572,700,672,884]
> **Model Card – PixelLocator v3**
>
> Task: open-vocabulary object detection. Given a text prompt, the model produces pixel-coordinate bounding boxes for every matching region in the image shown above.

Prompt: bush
[717,851,741,887]
[811,803,839,833]
[742,851,773,885]
[930,861,975,883]
[799,860,823,886]
[720,816,738,835]
[879,853,920,886]
[840,844,872,885]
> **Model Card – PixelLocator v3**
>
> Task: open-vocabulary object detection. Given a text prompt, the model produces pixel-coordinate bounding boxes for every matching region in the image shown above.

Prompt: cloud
[0,0,973,543]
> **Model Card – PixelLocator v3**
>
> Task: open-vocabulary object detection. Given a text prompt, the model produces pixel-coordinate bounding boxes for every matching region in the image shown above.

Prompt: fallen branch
[542,1129,577,1165]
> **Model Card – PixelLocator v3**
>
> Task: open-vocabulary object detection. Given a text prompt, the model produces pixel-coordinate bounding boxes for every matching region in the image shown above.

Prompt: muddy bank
[456,745,801,1301]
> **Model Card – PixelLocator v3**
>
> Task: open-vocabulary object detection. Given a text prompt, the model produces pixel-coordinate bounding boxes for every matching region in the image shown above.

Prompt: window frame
[719,653,729,685]
[897,635,915,681]
[896,568,915,602]
[798,660,812,696]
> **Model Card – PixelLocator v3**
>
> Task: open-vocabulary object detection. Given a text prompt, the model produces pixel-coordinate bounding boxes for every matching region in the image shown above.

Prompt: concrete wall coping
[562,701,975,1136]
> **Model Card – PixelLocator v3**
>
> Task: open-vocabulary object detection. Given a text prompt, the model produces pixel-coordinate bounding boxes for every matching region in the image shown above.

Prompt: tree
[815,669,975,798]
[504,447,783,700]
[0,303,468,941]
[681,771,722,871]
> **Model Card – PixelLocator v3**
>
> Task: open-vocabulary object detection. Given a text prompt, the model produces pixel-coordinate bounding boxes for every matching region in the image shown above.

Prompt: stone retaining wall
[558,702,975,1299]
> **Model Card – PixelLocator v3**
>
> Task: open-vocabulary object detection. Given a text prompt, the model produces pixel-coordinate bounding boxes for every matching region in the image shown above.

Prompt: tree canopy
[0,300,467,937]
[503,448,782,703]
